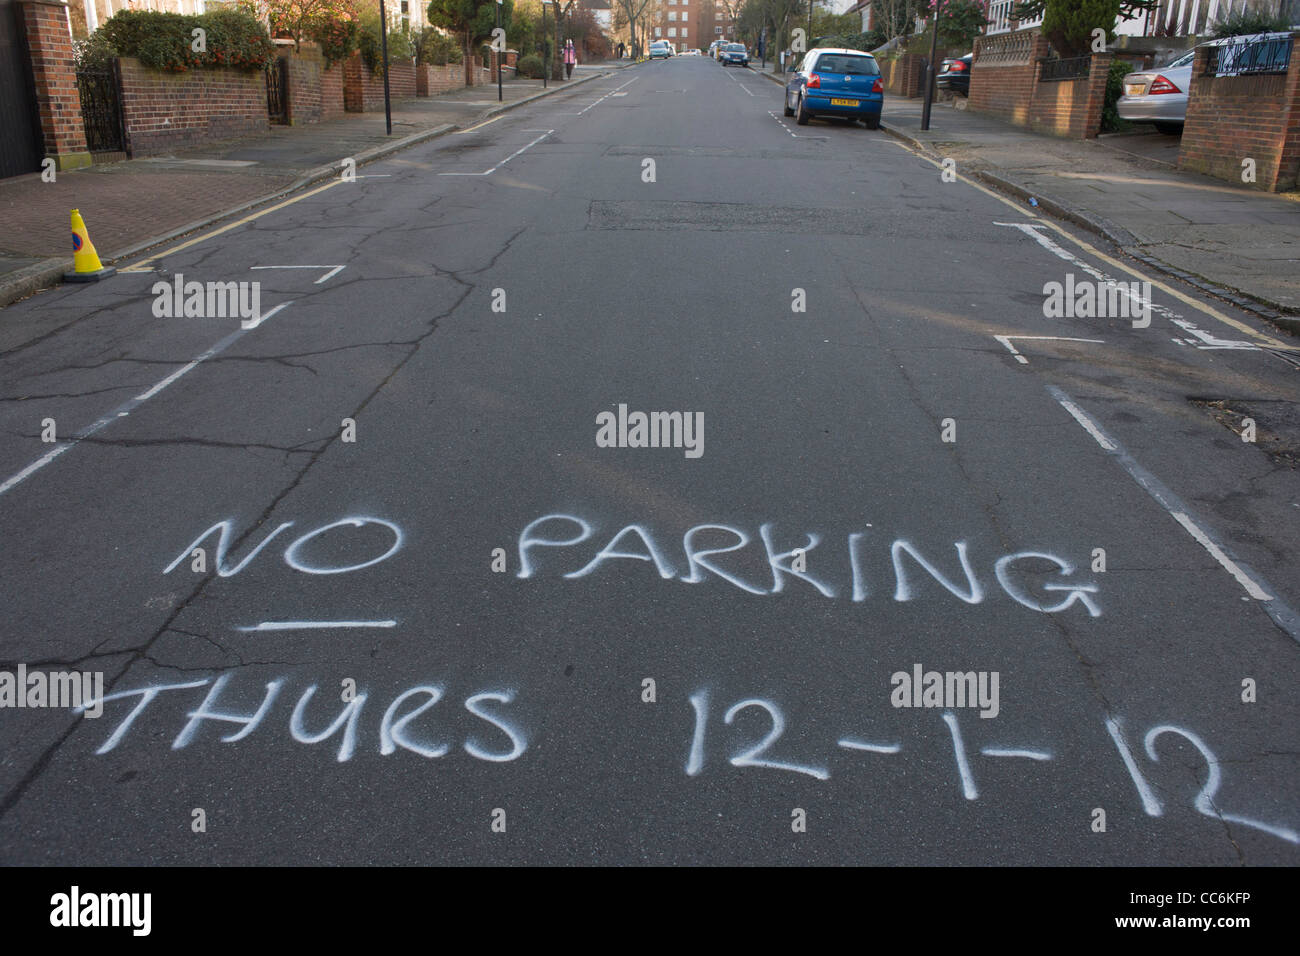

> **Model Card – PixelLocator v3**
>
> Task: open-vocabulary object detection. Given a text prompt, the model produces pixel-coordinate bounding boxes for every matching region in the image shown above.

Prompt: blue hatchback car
[784,48,884,129]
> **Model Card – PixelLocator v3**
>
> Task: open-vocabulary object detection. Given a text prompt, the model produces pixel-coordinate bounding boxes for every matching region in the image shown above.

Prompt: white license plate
[830,98,859,107]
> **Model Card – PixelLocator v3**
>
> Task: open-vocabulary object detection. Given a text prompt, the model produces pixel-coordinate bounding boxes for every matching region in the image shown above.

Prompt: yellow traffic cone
[63,209,116,282]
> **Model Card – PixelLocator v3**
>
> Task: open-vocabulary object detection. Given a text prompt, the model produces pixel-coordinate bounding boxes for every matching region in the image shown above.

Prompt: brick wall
[117,57,268,155]
[879,53,926,98]
[1178,35,1300,192]
[969,30,1108,139]
[1028,52,1111,139]
[416,62,465,96]
[321,61,344,121]
[343,53,417,111]
[970,30,1046,125]
[20,0,91,169]
[281,43,344,124]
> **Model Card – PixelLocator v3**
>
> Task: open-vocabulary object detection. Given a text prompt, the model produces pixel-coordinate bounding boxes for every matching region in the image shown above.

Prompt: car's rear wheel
[783,92,795,117]
[795,94,811,125]
[864,114,880,130]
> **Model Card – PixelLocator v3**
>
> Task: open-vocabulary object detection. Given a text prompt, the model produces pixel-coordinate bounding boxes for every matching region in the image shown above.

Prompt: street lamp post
[542,0,550,88]
[921,0,942,131]
[496,0,503,102]
[378,0,393,134]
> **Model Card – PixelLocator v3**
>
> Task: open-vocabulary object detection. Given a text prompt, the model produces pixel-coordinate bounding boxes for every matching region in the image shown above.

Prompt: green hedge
[98,9,274,72]
[417,29,464,65]
[516,53,544,78]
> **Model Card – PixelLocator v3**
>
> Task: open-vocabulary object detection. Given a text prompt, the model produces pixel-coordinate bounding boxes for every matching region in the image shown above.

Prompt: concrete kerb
[0,69,617,312]
[879,121,1300,336]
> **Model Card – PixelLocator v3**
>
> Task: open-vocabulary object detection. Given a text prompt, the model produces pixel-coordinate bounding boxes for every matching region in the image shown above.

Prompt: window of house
[668,27,676,36]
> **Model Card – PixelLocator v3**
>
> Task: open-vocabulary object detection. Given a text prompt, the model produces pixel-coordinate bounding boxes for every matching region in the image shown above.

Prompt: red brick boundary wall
[879,53,926,98]
[971,30,1045,125]
[416,62,465,95]
[282,43,345,124]
[970,29,1110,139]
[117,57,268,155]
[20,0,91,170]
[1030,52,1111,138]
[343,53,417,111]
[1179,34,1300,192]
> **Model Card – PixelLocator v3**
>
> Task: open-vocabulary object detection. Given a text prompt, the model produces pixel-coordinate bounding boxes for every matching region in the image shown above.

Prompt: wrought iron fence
[1039,55,1091,81]
[266,57,289,124]
[76,65,125,154]
[1205,32,1293,77]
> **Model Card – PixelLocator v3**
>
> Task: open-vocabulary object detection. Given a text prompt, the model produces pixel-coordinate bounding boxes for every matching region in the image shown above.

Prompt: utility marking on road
[981,747,1052,760]
[1046,384,1297,638]
[942,711,978,800]
[250,264,346,284]
[235,620,398,632]
[0,301,293,499]
[577,76,638,115]
[439,129,553,176]
[119,181,341,272]
[837,738,902,754]
[887,139,1294,349]
[993,334,1105,364]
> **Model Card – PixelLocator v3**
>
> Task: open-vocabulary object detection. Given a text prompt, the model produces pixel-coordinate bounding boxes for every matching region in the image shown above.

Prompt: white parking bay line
[438,130,553,176]
[0,301,293,499]
[1045,384,1297,639]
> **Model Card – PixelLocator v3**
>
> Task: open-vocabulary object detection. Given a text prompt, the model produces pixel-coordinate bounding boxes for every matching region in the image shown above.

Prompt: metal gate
[266,56,288,124]
[0,0,43,178]
[77,63,126,155]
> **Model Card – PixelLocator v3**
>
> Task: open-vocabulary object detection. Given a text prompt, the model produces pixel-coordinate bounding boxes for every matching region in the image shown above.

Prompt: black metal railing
[1205,33,1293,77]
[1039,54,1091,81]
[76,65,125,153]
[266,57,289,124]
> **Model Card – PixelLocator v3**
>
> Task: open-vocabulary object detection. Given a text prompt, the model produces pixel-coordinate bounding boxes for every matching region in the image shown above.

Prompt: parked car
[783,48,884,129]
[937,53,973,95]
[1116,49,1195,134]
[649,40,671,60]
[721,43,750,67]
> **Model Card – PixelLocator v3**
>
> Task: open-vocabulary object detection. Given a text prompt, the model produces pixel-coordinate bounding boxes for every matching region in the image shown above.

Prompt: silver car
[1117,49,1194,134]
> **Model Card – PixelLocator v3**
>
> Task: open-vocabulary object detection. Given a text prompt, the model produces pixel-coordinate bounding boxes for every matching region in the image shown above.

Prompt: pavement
[1,56,1298,867]
[752,66,1300,329]
[0,62,629,309]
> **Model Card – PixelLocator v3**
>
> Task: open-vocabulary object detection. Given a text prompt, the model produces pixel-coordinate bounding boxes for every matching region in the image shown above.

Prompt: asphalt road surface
[1,57,1297,866]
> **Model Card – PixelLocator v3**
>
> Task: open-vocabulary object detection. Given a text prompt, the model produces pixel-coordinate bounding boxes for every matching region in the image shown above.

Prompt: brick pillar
[21,0,92,170]
[1082,51,1114,139]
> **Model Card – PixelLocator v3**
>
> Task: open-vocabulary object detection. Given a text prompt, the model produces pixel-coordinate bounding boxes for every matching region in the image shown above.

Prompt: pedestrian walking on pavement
[564,40,576,80]
[617,41,625,59]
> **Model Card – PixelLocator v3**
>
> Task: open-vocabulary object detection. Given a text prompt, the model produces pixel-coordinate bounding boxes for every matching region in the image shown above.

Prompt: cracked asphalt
[0,58,1297,865]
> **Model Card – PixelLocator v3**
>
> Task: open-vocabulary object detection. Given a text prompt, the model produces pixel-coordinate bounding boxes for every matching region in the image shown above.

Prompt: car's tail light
[1149,74,1181,94]
[950,60,968,71]
[872,77,883,93]
[807,73,821,88]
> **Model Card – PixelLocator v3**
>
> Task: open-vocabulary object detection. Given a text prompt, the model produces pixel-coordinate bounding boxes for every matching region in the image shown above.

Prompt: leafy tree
[1210,8,1291,38]
[426,0,514,78]
[1012,0,1156,57]
[238,0,358,50]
